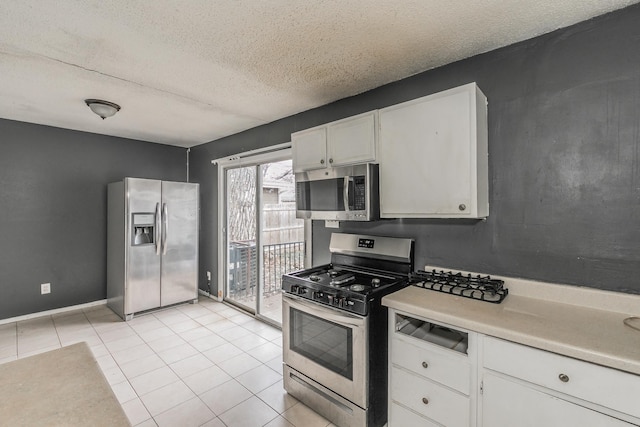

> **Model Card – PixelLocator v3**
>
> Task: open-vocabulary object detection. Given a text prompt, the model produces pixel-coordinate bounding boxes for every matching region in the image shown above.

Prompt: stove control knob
[290,285,306,295]
[327,294,335,305]
[340,298,354,308]
[312,291,324,299]
[336,296,346,307]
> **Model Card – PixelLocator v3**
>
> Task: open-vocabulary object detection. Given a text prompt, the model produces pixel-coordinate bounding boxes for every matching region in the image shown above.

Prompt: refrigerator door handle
[155,203,161,255]
[162,203,168,255]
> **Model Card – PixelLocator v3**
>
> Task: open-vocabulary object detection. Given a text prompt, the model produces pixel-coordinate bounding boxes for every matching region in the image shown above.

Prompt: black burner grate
[410,270,508,303]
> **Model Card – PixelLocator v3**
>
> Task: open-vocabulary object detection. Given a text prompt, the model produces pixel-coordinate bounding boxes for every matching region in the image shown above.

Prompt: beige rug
[0,342,130,427]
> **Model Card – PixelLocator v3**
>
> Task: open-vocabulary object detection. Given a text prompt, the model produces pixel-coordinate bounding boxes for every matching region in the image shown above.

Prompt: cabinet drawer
[391,366,470,427]
[392,337,471,394]
[483,336,640,419]
[390,402,440,427]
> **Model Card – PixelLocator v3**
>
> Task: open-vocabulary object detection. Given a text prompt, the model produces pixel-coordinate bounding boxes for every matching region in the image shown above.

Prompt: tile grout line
[108,303,253,425]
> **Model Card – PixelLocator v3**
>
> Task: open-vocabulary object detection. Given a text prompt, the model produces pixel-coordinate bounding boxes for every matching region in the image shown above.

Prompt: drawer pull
[421,361,429,369]
[558,373,570,383]
[422,397,429,405]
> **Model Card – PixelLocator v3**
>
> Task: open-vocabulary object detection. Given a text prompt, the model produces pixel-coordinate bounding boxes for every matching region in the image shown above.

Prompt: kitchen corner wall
[0,119,186,320]
[193,3,640,297]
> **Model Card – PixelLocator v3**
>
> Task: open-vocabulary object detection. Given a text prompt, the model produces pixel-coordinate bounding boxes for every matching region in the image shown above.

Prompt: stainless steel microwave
[295,163,379,221]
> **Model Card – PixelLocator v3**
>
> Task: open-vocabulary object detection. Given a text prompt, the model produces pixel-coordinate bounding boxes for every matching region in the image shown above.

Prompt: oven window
[290,307,353,380]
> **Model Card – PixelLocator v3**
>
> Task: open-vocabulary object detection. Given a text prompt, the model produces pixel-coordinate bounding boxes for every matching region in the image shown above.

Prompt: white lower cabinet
[479,336,640,427]
[481,373,635,427]
[388,310,640,427]
[388,309,477,427]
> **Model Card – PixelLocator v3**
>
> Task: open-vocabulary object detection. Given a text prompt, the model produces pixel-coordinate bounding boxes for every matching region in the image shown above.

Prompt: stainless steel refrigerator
[107,178,199,320]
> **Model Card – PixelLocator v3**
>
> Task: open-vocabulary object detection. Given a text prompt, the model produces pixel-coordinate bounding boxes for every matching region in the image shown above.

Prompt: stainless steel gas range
[282,233,414,427]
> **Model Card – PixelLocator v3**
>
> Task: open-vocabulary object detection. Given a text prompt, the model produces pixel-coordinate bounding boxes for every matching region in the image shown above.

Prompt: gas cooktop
[282,233,414,316]
[298,266,399,292]
[410,269,508,303]
[282,264,409,315]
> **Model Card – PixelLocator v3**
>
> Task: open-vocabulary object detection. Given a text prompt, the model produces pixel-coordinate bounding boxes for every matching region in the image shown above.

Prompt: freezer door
[160,181,199,306]
[125,178,162,315]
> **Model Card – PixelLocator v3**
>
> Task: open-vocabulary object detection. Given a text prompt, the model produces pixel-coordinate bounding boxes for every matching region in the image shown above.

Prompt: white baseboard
[0,300,108,325]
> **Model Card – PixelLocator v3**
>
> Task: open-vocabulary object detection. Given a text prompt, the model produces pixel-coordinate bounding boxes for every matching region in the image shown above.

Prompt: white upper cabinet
[327,112,377,167]
[378,83,489,218]
[291,126,327,172]
[292,111,377,172]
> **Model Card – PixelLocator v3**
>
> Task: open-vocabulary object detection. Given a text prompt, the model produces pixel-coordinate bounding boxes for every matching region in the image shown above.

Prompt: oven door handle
[284,294,365,327]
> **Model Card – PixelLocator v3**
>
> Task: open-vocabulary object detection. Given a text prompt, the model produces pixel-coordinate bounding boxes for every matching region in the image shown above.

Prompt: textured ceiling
[0,1,637,148]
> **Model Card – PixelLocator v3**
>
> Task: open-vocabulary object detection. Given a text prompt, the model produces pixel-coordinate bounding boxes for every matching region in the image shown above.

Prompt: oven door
[282,294,368,408]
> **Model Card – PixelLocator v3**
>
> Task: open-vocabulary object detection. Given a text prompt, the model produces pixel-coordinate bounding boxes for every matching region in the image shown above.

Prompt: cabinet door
[379,83,487,218]
[292,126,327,172]
[483,336,640,419]
[482,373,634,427]
[327,111,376,167]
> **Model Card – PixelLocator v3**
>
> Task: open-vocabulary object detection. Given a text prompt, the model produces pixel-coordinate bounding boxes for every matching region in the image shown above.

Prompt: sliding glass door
[225,165,258,313]
[223,155,305,325]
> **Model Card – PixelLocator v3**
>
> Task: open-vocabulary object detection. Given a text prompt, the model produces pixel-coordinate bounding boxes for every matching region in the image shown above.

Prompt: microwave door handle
[284,294,364,327]
[343,177,350,212]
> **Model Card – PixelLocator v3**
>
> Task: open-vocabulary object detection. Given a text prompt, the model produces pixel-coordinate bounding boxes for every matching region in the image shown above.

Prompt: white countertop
[382,269,640,376]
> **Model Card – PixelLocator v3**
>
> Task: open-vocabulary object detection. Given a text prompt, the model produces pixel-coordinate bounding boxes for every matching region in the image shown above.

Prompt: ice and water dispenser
[131,213,155,246]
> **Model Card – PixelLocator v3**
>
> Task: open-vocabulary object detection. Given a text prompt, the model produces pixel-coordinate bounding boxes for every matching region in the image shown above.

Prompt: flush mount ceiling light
[84,99,121,120]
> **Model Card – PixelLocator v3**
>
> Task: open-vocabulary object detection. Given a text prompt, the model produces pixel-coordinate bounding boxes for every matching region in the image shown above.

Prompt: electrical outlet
[41,283,51,295]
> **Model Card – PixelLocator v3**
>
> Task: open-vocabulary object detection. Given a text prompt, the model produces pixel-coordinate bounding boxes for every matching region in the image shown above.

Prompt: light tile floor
[0,298,335,427]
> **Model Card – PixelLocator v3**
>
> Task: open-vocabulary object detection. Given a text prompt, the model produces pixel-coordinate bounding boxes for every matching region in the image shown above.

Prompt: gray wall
[190,3,640,297]
[0,119,186,320]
